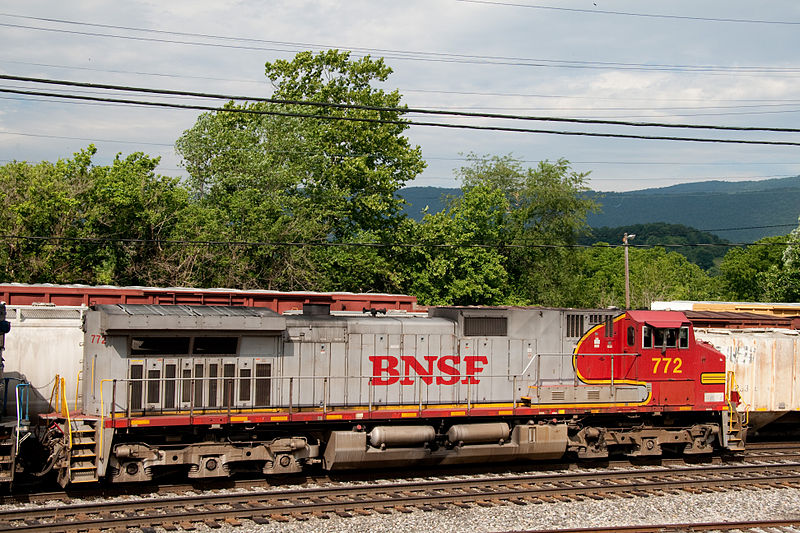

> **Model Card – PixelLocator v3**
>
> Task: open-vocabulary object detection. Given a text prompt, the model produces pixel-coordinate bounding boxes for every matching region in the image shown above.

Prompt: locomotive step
[69,471,99,483]
[71,450,96,458]
[69,461,98,471]
[70,425,96,433]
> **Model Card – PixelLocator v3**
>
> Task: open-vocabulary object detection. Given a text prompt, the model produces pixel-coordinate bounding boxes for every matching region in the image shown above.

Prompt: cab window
[643,327,680,349]
[679,326,689,348]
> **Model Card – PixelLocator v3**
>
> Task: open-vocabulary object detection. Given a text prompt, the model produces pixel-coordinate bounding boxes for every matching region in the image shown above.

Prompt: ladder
[59,419,99,486]
[725,371,748,452]
[0,427,15,484]
[725,408,747,451]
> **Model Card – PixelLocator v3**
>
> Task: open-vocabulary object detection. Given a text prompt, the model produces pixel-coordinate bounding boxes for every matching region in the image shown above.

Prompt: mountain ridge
[399,175,800,242]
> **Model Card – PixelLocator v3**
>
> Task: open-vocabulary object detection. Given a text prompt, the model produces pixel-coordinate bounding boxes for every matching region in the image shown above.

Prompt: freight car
[25,303,744,486]
[653,300,800,433]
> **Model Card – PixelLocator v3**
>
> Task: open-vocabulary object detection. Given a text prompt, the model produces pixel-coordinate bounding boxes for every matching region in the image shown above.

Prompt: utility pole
[623,233,635,309]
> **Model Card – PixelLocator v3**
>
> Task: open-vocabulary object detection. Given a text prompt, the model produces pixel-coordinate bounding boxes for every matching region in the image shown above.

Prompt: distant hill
[580,223,730,270]
[399,187,460,218]
[587,176,800,241]
[399,176,800,241]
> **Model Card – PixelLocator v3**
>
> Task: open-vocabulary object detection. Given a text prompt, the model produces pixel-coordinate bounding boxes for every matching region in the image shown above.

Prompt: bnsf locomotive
[22,302,743,486]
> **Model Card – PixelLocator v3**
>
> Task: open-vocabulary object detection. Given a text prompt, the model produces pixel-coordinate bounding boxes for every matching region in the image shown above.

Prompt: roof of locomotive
[626,310,689,328]
[93,303,281,317]
[90,304,286,333]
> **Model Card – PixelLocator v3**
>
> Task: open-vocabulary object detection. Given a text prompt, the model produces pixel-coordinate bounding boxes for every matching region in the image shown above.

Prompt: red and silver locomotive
[26,302,743,486]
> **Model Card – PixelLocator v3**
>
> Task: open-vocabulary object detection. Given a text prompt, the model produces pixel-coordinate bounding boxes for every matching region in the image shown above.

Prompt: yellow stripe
[326,414,343,420]
[230,416,250,422]
[701,373,726,384]
[570,313,653,407]
[401,412,418,418]
[131,419,150,426]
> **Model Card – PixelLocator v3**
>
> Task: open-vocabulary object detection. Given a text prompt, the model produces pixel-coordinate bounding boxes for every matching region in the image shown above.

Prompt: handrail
[726,370,750,428]
[99,378,115,461]
[15,382,30,454]
[48,374,60,413]
[74,370,82,412]
[102,367,644,419]
[60,377,73,451]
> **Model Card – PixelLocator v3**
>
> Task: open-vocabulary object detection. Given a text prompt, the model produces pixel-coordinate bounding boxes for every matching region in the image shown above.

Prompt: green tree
[760,218,800,301]
[176,50,425,291]
[0,147,192,286]
[716,236,786,301]
[571,244,713,309]
[408,185,514,305]
[456,154,598,305]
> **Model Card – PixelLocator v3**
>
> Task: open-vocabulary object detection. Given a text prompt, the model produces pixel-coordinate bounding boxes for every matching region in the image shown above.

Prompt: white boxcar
[2,305,85,416]
[694,327,800,429]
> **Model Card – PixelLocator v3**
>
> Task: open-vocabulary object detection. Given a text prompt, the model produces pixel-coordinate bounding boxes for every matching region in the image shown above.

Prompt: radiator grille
[464,316,507,337]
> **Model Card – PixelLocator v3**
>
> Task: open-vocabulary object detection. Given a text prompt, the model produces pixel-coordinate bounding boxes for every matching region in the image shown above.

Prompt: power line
[700,223,797,233]
[6,74,800,136]
[0,130,174,147]
[453,0,800,26]
[3,17,800,75]
[5,86,800,147]
[7,58,800,106]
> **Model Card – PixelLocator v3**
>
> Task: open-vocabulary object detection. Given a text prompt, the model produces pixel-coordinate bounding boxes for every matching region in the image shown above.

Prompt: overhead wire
[5,74,800,134]
[453,0,800,26]
[3,18,800,75]
[4,86,800,147]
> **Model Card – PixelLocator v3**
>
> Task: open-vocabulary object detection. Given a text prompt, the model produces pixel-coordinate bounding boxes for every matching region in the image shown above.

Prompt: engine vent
[551,390,566,401]
[464,316,507,337]
[587,389,601,401]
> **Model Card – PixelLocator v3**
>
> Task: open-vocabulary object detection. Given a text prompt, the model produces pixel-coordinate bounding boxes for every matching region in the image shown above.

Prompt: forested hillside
[400,177,800,242]
[580,224,730,271]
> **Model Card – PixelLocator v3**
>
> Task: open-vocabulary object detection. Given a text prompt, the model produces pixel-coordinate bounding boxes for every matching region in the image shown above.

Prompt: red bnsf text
[368,355,488,386]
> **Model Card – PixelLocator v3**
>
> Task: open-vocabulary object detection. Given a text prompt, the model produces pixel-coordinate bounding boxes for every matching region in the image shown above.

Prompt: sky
[1,1,800,193]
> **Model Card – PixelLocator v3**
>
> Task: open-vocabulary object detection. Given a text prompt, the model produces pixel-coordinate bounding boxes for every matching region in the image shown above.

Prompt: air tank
[368,426,436,448]
[446,422,510,445]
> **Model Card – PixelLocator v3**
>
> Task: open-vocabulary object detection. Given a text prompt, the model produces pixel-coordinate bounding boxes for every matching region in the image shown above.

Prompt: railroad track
[7,440,800,506]
[3,459,800,532]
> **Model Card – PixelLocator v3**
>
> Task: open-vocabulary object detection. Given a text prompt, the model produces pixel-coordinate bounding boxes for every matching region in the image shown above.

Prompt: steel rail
[1,461,800,531]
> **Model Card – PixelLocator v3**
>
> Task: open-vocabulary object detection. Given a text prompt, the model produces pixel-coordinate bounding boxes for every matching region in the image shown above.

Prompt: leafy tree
[407,185,514,305]
[456,154,598,306]
[583,223,729,271]
[716,236,786,301]
[759,218,800,302]
[0,146,192,286]
[176,50,425,291]
[571,244,713,309]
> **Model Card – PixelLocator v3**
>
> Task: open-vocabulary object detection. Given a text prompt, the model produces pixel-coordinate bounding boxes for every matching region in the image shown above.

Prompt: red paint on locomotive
[573,310,728,412]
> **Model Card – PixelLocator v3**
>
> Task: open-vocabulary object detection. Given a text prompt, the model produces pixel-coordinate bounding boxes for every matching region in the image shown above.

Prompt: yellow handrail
[48,373,60,413]
[726,370,750,428]
[60,377,73,451]
[99,379,115,461]
[74,370,82,412]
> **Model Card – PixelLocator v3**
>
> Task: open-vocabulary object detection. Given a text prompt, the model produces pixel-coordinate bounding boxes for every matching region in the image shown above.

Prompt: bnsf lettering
[368,355,488,386]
